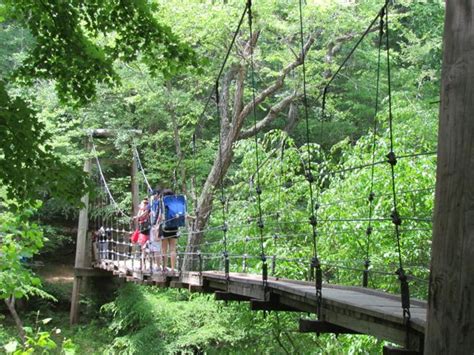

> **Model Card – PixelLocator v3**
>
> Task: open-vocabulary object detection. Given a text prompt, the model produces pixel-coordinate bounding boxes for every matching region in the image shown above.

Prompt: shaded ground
[35,263,74,284]
[36,262,75,284]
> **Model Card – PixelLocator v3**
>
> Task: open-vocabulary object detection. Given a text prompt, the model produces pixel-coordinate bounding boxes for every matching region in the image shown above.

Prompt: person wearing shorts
[148,224,162,271]
[134,199,150,270]
[160,189,179,272]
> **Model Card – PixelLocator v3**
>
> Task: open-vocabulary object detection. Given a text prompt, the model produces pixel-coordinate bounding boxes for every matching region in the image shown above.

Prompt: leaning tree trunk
[182,33,317,270]
[5,297,25,343]
[166,82,187,194]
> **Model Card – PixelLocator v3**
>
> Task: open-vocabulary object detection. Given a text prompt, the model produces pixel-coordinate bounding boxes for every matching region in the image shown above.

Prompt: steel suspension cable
[298,0,322,317]
[90,135,130,218]
[132,145,153,194]
[383,1,412,340]
[363,7,385,288]
[213,2,249,280]
[247,0,268,287]
[216,84,230,280]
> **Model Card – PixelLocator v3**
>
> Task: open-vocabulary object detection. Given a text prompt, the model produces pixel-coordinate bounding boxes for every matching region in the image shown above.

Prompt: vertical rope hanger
[363,6,385,288]
[383,2,411,342]
[272,138,287,276]
[212,2,249,281]
[215,83,230,281]
[247,0,268,289]
[298,0,322,317]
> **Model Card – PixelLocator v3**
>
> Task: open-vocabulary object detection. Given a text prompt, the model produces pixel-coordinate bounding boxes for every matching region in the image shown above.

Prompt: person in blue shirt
[159,188,179,272]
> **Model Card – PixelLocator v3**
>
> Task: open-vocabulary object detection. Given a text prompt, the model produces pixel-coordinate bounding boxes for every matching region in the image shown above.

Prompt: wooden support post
[70,139,92,325]
[299,319,360,335]
[70,276,82,325]
[425,2,474,354]
[215,291,251,302]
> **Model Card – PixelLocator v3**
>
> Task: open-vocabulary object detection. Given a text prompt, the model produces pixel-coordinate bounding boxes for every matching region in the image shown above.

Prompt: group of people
[133,188,180,273]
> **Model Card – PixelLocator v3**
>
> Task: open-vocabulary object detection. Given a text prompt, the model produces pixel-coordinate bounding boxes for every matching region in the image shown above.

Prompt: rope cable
[363,7,385,287]
[133,145,153,194]
[247,0,268,287]
[298,0,322,317]
[382,1,412,336]
[211,2,249,279]
[90,136,131,218]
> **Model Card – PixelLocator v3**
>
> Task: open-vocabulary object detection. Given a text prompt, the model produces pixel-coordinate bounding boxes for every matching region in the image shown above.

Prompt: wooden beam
[250,299,300,312]
[70,138,92,325]
[170,281,186,289]
[382,345,421,355]
[425,2,474,354]
[74,267,111,277]
[90,129,142,138]
[215,291,252,302]
[299,319,360,335]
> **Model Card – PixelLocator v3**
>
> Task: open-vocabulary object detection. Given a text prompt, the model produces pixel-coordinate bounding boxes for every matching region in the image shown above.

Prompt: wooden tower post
[425,2,474,353]
[69,129,142,324]
[70,138,92,324]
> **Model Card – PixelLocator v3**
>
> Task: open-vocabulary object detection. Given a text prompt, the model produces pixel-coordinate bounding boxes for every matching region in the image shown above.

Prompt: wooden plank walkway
[94,259,426,352]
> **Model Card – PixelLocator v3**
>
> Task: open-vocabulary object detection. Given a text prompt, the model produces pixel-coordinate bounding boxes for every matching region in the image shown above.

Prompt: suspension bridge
[69,1,474,354]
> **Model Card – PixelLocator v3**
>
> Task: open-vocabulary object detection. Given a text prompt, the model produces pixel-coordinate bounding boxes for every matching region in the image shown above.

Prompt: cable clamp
[261,254,267,262]
[306,172,315,183]
[257,219,264,229]
[390,210,402,226]
[245,236,250,243]
[386,151,397,166]
[256,186,262,195]
[309,215,317,226]
[222,223,228,233]
[219,196,226,205]
[366,226,373,236]
[396,268,411,319]
[368,192,375,202]
[315,264,323,290]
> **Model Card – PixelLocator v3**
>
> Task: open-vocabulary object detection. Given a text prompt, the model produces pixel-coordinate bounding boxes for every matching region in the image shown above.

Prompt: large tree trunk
[182,33,316,269]
[425,2,474,353]
[166,82,187,194]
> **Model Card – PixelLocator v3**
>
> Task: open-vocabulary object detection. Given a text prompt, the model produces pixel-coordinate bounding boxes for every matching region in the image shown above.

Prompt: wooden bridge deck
[91,259,426,352]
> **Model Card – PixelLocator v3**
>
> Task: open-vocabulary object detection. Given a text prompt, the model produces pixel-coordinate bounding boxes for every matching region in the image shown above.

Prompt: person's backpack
[161,195,186,230]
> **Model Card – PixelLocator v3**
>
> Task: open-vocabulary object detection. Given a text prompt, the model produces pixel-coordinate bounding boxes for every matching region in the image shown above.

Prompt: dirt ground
[35,262,74,284]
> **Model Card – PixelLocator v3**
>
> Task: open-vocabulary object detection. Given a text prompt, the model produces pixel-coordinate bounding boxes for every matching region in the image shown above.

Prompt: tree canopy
[0,0,445,353]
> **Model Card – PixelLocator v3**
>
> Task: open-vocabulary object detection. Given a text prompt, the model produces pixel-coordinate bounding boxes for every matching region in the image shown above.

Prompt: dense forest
[0,0,444,353]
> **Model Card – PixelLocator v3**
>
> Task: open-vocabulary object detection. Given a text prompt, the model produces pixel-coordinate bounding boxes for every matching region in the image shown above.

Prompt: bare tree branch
[238,91,299,140]
[219,64,239,137]
[237,35,314,122]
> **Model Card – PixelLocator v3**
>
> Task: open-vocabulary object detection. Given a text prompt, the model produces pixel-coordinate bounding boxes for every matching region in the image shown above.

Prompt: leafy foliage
[0,0,446,353]
[0,196,52,301]
[0,81,87,203]
[3,0,199,105]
